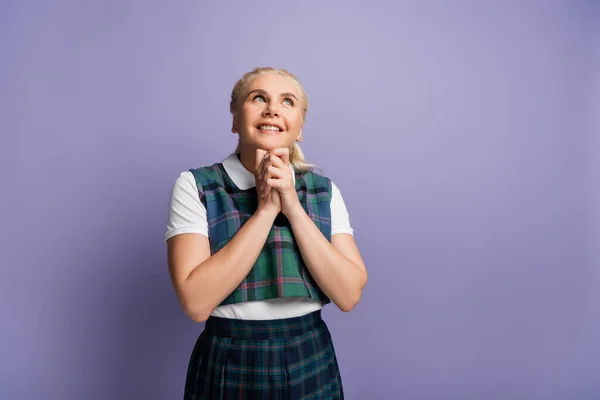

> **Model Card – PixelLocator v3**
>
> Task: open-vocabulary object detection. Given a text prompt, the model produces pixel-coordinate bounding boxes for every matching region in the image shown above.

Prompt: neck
[238,148,257,174]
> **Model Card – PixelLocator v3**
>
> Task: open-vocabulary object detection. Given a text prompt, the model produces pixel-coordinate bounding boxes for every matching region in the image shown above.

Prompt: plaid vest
[189,162,332,306]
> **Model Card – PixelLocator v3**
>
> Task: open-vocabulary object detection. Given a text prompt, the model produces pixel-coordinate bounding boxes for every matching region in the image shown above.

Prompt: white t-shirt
[165,153,353,320]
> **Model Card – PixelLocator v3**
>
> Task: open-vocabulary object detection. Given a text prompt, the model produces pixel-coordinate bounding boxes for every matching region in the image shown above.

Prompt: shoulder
[305,169,349,202]
[298,169,347,196]
[188,162,224,184]
[172,170,197,193]
[170,161,224,199]
[297,169,332,190]
[166,171,209,241]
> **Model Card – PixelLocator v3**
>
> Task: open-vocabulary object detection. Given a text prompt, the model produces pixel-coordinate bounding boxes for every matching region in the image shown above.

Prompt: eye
[283,98,294,106]
[253,95,266,102]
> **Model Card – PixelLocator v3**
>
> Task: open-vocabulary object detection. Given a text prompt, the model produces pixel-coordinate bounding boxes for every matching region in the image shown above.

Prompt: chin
[254,140,290,150]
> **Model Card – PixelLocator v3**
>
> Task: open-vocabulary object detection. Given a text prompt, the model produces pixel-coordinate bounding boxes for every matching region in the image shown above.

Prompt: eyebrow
[247,89,298,101]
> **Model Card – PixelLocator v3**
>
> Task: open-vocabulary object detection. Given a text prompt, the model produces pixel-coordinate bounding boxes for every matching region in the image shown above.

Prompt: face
[233,73,304,152]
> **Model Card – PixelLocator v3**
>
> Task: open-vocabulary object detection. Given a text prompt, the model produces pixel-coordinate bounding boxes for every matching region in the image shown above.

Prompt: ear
[296,129,303,142]
[231,117,238,133]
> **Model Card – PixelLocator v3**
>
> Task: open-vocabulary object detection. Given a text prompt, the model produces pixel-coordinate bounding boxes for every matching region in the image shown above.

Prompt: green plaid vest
[189,162,332,306]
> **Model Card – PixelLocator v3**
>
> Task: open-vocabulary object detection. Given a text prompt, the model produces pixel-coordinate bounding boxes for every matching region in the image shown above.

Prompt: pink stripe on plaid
[239,277,305,289]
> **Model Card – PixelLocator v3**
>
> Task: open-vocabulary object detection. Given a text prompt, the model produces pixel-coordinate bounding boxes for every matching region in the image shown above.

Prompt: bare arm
[167,149,281,322]
[167,207,278,322]
[264,148,367,312]
[287,209,368,312]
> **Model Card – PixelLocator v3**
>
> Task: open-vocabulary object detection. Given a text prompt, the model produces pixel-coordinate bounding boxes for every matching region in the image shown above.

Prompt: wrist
[255,205,280,220]
[283,203,306,220]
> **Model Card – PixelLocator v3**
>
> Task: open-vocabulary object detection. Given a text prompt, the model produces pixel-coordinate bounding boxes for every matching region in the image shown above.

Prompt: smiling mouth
[257,125,283,133]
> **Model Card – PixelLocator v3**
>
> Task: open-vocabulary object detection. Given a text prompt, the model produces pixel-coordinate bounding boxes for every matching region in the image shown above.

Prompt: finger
[267,165,287,179]
[270,147,289,156]
[271,148,290,165]
[263,156,274,170]
[260,165,276,183]
[259,161,273,180]
[269,154,287,169]
[261,173,272,184]
[259,183,271,198]
[266,178,290,190]
[257,155,273,179]
[255,149,268,172]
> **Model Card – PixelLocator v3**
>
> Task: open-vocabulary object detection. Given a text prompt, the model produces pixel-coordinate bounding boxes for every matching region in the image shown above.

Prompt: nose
[262,102,279,117]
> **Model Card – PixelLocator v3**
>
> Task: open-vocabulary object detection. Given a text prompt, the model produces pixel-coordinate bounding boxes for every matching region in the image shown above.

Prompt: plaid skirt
[183,310,344,399]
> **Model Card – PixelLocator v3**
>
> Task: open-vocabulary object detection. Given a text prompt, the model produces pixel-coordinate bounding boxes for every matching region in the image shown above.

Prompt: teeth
[259,125,280,131]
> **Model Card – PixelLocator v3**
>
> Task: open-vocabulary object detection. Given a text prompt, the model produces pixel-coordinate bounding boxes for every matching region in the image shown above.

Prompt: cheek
[286,113,303,129]
[239,105,260,124]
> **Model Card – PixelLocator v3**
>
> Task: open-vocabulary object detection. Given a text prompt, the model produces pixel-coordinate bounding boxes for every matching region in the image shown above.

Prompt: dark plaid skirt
[183,310,344,399]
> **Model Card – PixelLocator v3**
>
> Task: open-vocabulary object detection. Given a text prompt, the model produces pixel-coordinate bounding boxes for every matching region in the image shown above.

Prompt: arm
[264,149,367,312]
[167,151,281,322]
[167,207,277,322]
[286,211,367,312]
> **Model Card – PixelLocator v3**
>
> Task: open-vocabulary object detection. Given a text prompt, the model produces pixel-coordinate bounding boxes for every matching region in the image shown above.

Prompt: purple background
[2,1,599,399]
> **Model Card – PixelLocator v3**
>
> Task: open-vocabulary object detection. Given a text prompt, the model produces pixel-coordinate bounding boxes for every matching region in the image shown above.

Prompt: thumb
[280,148,290,165]
[255,148,267,171]
[272,147,290,165]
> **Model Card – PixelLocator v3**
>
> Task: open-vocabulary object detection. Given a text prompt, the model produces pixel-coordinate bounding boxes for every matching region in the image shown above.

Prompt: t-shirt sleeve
[165,171,209,242]
[330,181,354,236]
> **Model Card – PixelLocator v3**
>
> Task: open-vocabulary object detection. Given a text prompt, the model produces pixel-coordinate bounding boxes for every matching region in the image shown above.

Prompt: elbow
[338,298,359,312]
[176,285,213,323]
[170,251,216,323]
[338,275,367,312]
[339,303,357,313]
[181,299,212,323]
[338,288,364,313]
[185,306,211,323]
[188,310,210,323]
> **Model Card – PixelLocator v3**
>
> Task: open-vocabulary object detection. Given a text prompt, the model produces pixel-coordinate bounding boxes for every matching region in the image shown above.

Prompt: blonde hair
[230,67,314,172]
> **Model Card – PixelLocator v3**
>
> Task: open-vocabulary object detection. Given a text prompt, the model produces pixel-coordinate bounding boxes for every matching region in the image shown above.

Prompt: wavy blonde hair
[230,67,314,172]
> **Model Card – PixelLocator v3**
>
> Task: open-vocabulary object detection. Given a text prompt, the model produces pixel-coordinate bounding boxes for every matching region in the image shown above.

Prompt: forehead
[245,73,300,96]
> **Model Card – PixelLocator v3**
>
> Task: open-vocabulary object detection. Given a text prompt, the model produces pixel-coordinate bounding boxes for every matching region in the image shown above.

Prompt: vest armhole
[325,176,333,201]
[188,168,207,206]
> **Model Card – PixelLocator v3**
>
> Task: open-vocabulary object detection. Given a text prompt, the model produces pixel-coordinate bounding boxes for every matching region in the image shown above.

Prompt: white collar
[221,153,296,190]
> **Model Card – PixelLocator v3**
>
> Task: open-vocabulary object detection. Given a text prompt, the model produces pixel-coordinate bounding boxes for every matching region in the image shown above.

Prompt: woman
[166,67,368,399]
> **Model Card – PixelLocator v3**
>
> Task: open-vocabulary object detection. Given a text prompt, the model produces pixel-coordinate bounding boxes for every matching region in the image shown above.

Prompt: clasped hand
[254,148,301,217]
